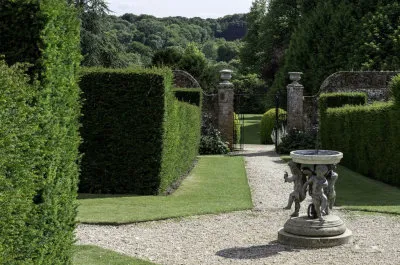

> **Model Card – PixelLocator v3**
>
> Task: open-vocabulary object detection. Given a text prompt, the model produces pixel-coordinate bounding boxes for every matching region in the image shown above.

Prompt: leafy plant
[199,113,229,154]
[276,129,317,154]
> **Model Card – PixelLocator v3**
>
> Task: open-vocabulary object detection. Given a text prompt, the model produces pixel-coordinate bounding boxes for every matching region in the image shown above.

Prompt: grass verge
[242,114,262,144]
[335,166,400,215]
[73,245,158,265]
[77,155,252,224]
[280,156,400,215]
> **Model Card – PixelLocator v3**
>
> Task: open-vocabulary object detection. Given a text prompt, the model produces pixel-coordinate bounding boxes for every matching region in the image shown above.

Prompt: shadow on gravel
[229,150,279,158]
[216,241,299,260]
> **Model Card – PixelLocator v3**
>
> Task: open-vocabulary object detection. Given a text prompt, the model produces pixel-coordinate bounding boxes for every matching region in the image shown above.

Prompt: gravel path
[76,145,400,264]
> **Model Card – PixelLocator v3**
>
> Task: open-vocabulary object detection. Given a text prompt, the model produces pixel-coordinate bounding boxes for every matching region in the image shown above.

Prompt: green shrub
[319,92,367,115]
[199,113,229,155]
[276,129,317,154]
[260,108,286,144]
[0,1,81,264]
[79,68,201,195]
[321,102,400,186]
[389,74,400,105]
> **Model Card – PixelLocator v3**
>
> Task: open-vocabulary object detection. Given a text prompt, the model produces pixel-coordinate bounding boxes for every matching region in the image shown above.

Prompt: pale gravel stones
[76,145,400,264]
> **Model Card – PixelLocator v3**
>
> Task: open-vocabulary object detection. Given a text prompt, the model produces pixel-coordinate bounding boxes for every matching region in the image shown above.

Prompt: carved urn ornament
[219,69,233,85]
[288,72,303,85]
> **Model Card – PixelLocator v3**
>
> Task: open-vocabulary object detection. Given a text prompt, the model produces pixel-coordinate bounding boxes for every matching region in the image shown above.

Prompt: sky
[106,0,254,18]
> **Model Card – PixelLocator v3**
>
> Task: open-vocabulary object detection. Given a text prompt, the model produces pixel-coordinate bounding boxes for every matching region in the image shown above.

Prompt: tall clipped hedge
[321,77,400,186]
[0,61,40,264]
[79,68,201,195]
[321,102,400,186]
[319,92,368,114]
[0,0,81,264]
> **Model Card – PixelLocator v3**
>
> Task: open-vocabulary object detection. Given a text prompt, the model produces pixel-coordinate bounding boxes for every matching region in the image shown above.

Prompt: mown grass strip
[77,155,252,224]
[243,114,263,144]
[73,245,158,265]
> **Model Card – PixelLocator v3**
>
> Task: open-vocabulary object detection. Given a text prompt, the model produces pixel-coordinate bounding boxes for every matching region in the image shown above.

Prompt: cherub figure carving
[302,165,329,221]
[324,166,338,214]
[284,161,307,217]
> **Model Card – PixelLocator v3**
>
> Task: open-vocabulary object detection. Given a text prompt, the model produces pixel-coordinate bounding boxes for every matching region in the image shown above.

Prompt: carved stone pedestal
[279,149,353,248]
[278,215,352,248]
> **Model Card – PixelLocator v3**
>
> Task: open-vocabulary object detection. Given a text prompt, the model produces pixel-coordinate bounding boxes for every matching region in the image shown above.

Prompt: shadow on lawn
[230,150,280,158]
[78,193,139,200]
[216,241,299,259]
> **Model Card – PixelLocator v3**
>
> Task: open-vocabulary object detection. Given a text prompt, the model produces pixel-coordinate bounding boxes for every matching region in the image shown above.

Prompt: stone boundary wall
[320,71,399,102]
[304,71,400,131]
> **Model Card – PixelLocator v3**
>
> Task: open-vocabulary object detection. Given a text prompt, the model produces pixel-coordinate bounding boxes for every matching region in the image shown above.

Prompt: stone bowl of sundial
[290,150,343,165]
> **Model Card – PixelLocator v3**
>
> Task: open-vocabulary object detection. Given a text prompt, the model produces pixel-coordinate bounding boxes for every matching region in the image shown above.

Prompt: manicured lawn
[77,155,253,224]
[242,114,262,144]
[335,166,400,215]
[73,245,158,265]
[280,155,400,215]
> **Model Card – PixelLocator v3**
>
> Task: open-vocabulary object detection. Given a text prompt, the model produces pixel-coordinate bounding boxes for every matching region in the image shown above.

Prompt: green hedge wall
[160,86,202,192]
[79,68,201,195]
[260,108,286,144]
[320,102,400,186]
[173,88,202,106]
[0,1,81,264]
[0,61,41,265]
[319,92,367,115]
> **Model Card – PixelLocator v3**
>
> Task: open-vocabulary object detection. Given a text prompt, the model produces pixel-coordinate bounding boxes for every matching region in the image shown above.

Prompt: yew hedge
[79,68,201,195]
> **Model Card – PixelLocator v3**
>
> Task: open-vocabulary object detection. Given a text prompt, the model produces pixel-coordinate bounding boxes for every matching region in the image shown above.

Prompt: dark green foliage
[319,92,367,115]
[240,0,299,80]
[199,113,229,155]
[0,0,81,264]
[390,74,400,105]
[87,13,248,68]
[216,40,241,62]
[270,0,399,98]
[152,47,183,67]
[352,2,400,70]
[173,88,202,106]
[260,108,286,144]
[276,129,317,154]
[232,73,267,114]
[79,68,201,194]
[242,0,400,108]
[0,2,44,74]
[320,102,400,186]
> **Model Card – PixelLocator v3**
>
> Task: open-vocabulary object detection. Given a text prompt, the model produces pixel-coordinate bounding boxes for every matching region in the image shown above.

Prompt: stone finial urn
[220,69,233,84]
[288,72,303,84]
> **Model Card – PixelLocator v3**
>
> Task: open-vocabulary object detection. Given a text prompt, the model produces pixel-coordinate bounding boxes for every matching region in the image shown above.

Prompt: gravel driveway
[76,145,400,265]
